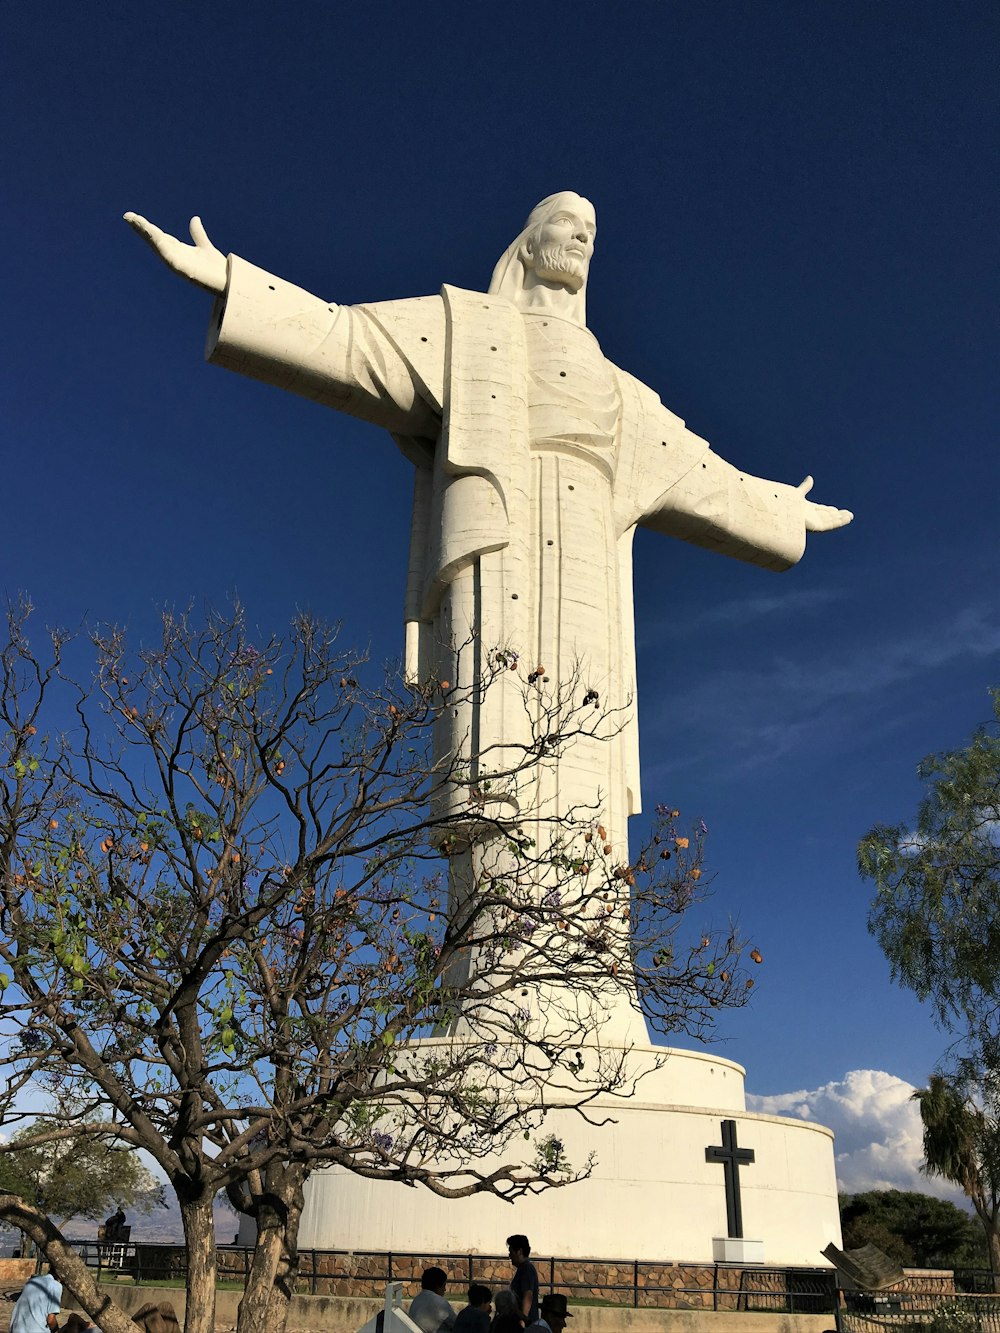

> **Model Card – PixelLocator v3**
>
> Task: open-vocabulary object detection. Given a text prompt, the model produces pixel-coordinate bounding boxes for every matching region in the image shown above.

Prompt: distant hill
[54,1197,238,1247]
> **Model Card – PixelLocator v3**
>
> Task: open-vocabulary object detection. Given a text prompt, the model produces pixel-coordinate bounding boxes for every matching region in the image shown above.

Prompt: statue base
[291,1041,841,1265]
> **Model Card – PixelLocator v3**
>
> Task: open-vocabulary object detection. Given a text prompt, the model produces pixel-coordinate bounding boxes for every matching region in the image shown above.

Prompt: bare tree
[0,600,753,1333]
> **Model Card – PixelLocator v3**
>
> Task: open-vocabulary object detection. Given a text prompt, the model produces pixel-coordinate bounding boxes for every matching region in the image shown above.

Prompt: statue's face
[524,201,596,292]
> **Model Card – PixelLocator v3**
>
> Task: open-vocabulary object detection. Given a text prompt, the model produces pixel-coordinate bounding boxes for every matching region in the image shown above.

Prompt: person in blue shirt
[10,1273,62,1333]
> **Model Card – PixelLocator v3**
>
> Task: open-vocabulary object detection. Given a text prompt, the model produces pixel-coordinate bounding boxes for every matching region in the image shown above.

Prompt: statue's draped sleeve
[613,371,807,572]
[204,255,442,442]
[610,371,811,815]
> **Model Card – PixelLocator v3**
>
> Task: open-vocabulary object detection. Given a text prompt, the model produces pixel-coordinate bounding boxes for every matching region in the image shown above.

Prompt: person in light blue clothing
[10,1273,62,1333]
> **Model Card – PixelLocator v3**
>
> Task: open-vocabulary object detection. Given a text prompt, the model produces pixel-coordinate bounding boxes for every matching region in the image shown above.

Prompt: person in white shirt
[409,1268,456,1333]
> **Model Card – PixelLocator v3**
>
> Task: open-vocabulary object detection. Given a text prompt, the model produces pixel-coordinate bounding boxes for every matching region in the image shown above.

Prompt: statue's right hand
[123,213,227,295]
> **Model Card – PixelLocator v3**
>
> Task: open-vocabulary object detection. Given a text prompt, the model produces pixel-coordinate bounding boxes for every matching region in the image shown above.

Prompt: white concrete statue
[125,193,851,1038]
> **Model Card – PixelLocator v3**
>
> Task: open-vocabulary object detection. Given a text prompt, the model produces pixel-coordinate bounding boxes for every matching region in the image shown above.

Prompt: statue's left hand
[123,213,227,295]
[797,476,853,531]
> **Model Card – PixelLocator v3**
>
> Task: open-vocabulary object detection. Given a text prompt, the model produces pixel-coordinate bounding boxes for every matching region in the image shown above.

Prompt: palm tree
[913,1074,1000,1289]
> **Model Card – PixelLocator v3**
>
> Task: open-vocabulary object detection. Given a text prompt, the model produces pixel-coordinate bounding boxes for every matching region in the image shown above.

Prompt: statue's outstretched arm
[639,438,853,572]
[123,214,442,440]
[123,213,227,295]
[797,475,853,531]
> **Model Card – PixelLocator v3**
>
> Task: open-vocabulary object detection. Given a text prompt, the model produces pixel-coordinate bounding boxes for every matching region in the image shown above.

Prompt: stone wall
[892,1271,956,1296]
[122,1247,968,1313]
[287,1252,835,1311]
[132,1245,187,1282]
[0,1259,36,1286]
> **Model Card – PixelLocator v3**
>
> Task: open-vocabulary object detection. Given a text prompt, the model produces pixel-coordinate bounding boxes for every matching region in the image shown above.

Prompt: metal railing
[839,1291,1000,1333]
[62,1241,839,1313]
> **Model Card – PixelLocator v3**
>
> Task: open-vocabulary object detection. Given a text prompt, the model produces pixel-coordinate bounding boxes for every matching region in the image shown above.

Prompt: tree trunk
[179,1195,218,1333]
[236,1165,306,1333]
[0,1195,136,1333]
[988,1221,1000,1293]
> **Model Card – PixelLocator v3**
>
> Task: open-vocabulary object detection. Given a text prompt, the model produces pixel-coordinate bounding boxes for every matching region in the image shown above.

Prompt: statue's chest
[524,315,620,453]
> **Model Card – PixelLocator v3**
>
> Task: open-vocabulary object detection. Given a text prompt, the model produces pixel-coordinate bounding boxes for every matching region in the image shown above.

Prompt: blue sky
[3,2,999,1199]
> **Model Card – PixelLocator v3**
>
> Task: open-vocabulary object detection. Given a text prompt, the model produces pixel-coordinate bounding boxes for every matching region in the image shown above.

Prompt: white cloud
[748,1068,968,1204]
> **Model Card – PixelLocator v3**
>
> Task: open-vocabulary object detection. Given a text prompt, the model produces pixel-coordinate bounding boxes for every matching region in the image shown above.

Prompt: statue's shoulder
[359,286,510,328]
[358,293,445,344]
[610,362,688,434]
[440,284,524,340]
[359,294,447,412]
[609,361,660,411]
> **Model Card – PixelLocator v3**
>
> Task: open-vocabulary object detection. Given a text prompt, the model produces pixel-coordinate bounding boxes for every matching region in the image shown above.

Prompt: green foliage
[911,1072,1000,1286]
[3,1105,165,1224]
[532,1133,568,1175]
[859,691,1000,1285]
[839,1189,986,1269]
[0,1151,34,1203]
[859,689,1000,1049]
[928,1302,981,1333]
[913,1075,1000,1215]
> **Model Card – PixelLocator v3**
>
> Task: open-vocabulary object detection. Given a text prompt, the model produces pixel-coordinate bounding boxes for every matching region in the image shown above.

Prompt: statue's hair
[488,192,594,326]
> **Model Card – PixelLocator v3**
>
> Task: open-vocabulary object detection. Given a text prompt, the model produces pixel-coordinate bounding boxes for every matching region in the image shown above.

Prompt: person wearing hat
[525,1293,572,1333]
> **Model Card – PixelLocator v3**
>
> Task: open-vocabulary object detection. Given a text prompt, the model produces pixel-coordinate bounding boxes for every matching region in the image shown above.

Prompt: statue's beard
[531,243,587,293]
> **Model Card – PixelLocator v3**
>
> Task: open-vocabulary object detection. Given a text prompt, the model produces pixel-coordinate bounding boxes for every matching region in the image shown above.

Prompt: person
[507,1234,538,1327]
[408,1267,456,1333]
[125,195,852,1043]
[454,1285,492,1333]
[488,1290,522,1333]
[103,1206,126,1242]
[61,1315,95,1333]
[10,1273,61,1333]
[525,1294,572,1333]
[130,1302,181,1333]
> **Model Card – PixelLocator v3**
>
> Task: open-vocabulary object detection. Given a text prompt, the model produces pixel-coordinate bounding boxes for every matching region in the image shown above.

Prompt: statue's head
[489,192,596,325]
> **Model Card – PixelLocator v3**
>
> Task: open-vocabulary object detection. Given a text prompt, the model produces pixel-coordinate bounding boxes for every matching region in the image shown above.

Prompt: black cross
[705,1119,755,1238]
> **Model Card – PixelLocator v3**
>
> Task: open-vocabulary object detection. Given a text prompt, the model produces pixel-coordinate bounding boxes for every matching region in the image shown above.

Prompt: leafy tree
[5,1097,165,1226]
[912,1074,1000,1285]
[859,696,1000,1285]
[0,601,753,1333]
[0,1152,33,1205]
[859,689,1000,1060]
[839,1188,986,1270]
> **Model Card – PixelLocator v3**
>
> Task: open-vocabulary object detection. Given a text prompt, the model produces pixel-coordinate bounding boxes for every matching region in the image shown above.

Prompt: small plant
[928,1301,979,1333]
[532,1133,568,1174]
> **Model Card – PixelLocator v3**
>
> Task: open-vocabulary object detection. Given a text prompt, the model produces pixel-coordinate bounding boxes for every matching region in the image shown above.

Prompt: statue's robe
[206,255,812,1042]
[207,257,806,842]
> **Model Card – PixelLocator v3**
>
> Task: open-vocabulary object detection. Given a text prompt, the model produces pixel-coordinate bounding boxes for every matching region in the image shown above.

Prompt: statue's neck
[514,271,587,326]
